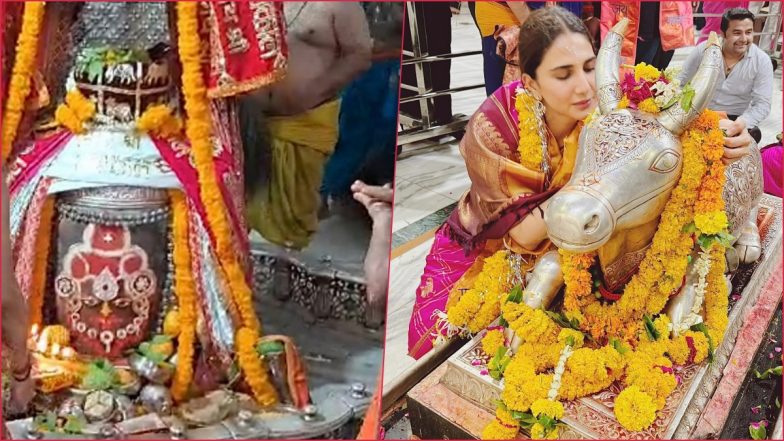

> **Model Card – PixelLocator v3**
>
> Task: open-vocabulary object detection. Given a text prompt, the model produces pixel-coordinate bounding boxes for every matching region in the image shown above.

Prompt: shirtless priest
[247,2,373,249]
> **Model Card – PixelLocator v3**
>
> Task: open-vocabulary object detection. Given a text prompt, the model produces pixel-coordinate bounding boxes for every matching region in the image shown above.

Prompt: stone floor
[384,3,784,436]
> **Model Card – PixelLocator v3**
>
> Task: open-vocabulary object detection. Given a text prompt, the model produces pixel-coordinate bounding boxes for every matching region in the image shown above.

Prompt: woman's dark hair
[518,6,594,78]
[720,8,755,33]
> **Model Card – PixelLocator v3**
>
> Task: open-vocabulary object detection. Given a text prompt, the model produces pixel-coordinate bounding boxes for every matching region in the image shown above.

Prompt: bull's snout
[545,191,614,252]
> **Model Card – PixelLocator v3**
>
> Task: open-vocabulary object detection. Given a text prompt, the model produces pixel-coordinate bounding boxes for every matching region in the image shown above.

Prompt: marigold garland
[55,90,96,134]
[476,109,729,436]
[501,356,552,412]
[638,97,660,114]
[176,2,275,405]
[634,63,661,82]
[515,87,545,171]
[176,2,260,333]
[559,110,724,344]
[236,327,279,406]
[530,398,564,420]
[2,1,45,162]
[137,104,183,139]
[481,328,505,357]
[614,385,657,431]
[169,191,197,402]
[557,345,624,400]
[481,406,520,440]
[503,302,560,345]
[446,250,510,333]
[530,423,559,440]
[703,245,729,344]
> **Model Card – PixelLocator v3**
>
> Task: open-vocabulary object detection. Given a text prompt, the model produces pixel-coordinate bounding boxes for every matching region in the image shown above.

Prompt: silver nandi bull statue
[515,20,763,338]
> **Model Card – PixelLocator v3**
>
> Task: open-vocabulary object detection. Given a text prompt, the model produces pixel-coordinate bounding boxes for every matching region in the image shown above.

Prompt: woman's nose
[574,71,592,95]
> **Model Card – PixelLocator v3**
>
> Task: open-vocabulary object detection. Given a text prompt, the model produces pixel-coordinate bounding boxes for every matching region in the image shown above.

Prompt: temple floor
[383,6,783,438]
[251,193,383,393]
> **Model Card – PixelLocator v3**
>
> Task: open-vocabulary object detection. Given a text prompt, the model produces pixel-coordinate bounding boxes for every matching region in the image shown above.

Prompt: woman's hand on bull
[508,199,550,252]
[719,118,754,165]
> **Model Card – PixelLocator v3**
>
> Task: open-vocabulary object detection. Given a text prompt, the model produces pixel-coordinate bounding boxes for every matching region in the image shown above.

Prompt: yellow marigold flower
[630,362,676,410]
[163,309,181,337]
[584,108,600,125]
[617,95,630,110]
[518,342,562,372]
[55,105,84,134]
[64,89,96,121]
[530,422,559,440]
[236,327,278,406]
[685,330,710,364]
[502,356,551,411]
[557,328,584,348]
[481,329,505,357]
[481,406,520,440]
[137,104,183,139]
[694,211,728,235]
[635,63,661,82]
[516,89,546,172]
[614,385,657,431]
[652,315,671,340]
[667,335,691,365]
[638,98,661,114]
[159,116,184,139]
[530,399,564,419]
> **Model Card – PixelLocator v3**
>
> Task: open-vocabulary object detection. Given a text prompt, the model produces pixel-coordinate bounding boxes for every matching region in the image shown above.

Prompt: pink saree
[761,142,783,198]
[407,81,581,359]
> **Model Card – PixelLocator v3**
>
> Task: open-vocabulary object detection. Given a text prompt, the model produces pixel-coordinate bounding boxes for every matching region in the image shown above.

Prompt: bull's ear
[656,32,722,135]
[595,18,628,115]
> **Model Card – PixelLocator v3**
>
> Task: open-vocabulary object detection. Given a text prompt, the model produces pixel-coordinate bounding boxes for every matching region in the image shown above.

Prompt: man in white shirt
[678,7,774,144]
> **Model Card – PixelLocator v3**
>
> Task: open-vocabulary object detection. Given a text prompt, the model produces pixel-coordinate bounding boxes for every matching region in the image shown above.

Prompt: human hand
[719,118,753,165]
[8,376,34,415]
[352,180,393,226]
[720,118,746,137]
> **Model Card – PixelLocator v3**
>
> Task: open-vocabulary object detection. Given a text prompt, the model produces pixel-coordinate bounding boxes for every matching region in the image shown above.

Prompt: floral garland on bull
[443,56,732,439]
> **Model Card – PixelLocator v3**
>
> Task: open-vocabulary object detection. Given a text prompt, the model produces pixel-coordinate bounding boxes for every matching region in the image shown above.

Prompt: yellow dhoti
[249,100,340,249]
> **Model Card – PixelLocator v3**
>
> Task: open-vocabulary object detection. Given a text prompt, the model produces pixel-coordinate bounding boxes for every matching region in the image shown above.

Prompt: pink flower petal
[769,352,775,359]
[751,421,761,429]
[471,359,482,366]
[480,369,489,376]
[774,347,781,353]
[751,405,761,414]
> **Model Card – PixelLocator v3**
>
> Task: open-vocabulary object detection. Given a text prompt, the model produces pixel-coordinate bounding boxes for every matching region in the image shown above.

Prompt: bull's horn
[657,32,722,135]
[596,18,629,115]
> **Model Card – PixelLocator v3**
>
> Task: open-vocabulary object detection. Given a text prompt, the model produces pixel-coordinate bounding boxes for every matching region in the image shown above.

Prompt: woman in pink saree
[408,7,599,359]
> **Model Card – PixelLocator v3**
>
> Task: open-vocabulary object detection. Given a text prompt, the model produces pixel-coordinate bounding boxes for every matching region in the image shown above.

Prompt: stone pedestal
[408,195,782,439]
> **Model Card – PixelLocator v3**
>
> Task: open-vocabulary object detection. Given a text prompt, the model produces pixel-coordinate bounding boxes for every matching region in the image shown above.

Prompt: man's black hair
[721,8,755,33]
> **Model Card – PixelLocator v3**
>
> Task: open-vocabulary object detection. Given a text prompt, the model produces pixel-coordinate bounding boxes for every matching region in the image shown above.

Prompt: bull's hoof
[734,223,762,264]
[725,246,740,272]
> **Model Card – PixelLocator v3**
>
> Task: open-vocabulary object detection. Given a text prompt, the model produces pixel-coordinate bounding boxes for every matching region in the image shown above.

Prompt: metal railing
[397,2,484,150]
[692,3,782,62]
[397,4,782,152]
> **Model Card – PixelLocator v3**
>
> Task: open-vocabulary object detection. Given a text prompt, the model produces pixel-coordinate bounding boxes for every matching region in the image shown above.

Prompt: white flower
[664,66,682,79]
[651,79,682,108]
